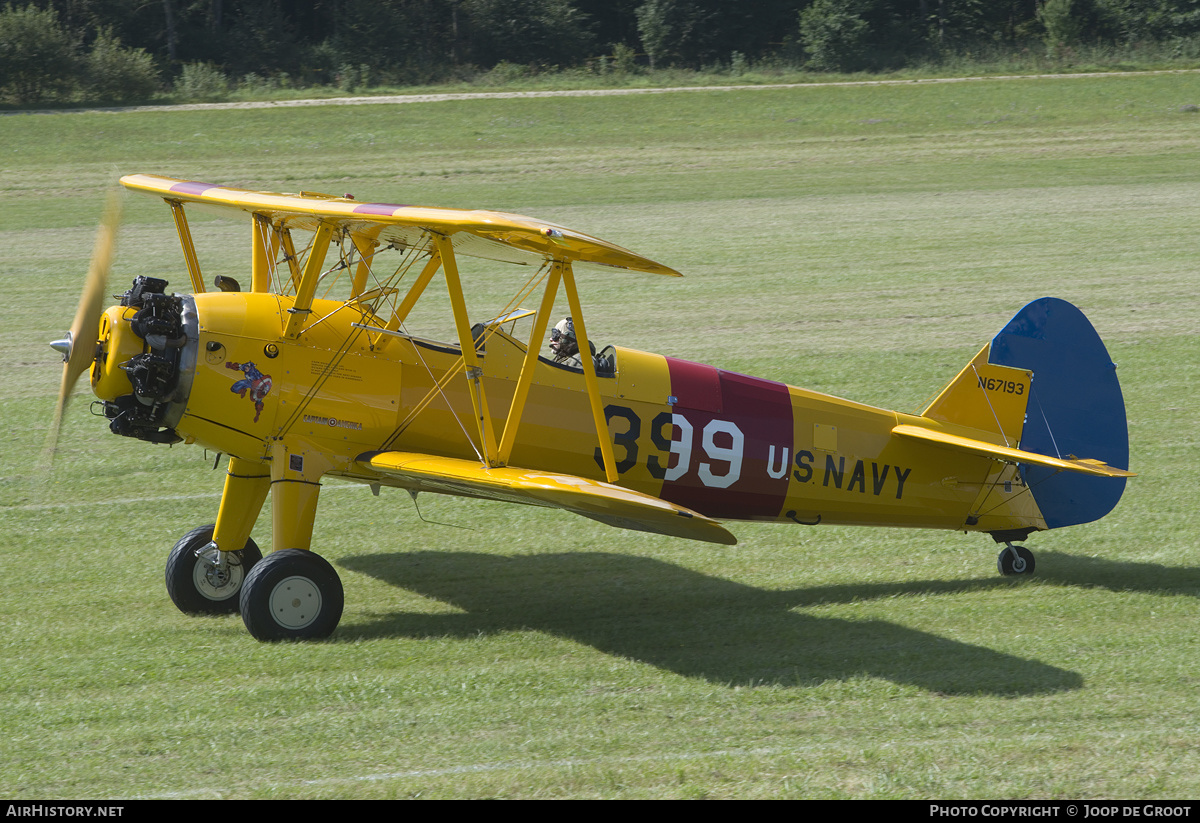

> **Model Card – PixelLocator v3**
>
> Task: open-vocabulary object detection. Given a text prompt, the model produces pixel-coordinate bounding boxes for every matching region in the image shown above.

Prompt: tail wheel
[998,544,1036,577]
[165,524,262,614]
[240,549,344,641]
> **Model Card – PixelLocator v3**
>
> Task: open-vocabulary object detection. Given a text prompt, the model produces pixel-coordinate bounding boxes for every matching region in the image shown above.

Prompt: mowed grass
[1,73,1199,798]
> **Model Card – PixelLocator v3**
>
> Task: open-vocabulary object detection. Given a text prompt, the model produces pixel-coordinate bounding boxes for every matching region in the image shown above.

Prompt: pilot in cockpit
[549,316,613,374]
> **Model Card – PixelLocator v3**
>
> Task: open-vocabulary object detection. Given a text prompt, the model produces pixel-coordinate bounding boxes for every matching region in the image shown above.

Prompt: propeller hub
[50,333,73,362]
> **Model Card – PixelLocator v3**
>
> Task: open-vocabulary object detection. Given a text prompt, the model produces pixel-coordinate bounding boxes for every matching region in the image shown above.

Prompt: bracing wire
[399,332,486,465]
[381,260,553,455]
[1030,386,1063,459]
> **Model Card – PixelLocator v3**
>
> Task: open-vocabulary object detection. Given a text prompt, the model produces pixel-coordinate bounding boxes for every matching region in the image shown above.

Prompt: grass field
[2,72,1199,799]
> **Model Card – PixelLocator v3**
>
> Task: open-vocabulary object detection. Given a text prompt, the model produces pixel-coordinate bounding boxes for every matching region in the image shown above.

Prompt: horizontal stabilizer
[892,424,1136,478]
[356,451,737,545]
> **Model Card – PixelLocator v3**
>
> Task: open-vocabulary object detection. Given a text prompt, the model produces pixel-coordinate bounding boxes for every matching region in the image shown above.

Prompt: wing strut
[376,246,443,348]
[276,226,303,292]
[250,213,280,293]
[563,262,618,483]
[366,242,619,483]
[167,200,205,294]
[497,262,561,466]
[435,233,500,466]
[284,221,335,338]
[489,258,617,482]
[349,233,378,299]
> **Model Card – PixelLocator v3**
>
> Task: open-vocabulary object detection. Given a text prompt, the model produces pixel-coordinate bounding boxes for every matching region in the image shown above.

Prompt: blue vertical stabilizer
[989,298,1129,529]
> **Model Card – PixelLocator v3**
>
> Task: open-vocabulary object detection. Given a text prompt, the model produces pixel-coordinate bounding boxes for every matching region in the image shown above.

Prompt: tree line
[2,0,1199,105]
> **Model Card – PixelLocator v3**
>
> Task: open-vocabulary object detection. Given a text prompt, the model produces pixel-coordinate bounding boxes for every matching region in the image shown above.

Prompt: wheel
[239,549,344,641]
[165,524,262,615]
[997,544,1036,576]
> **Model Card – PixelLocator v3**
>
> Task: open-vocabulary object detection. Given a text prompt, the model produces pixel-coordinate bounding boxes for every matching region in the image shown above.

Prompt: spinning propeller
[44,187,123,460]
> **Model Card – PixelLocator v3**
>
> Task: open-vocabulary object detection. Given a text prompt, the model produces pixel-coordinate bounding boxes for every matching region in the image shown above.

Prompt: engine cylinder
[94,277,198,444]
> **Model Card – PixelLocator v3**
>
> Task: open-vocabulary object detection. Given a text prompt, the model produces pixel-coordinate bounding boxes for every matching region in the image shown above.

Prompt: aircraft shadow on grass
[1028,549,1200,596]
[339,550,1091,696]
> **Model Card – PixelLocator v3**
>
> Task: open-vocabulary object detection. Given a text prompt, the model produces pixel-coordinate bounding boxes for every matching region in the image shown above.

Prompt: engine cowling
[93,277,198,444]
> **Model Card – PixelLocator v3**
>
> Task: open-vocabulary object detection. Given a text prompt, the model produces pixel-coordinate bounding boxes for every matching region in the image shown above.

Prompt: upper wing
[120,174,680,276]
[892,424,1136,478]
[357,450,738,545]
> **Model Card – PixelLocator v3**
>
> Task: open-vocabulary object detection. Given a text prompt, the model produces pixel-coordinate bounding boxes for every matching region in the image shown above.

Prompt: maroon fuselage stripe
[663,357,793,520]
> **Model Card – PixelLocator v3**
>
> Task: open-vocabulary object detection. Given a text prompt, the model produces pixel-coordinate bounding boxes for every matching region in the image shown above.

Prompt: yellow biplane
[49,175,1134,641]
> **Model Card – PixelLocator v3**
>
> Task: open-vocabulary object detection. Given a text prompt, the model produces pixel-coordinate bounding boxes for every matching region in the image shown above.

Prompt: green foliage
[635,0,672,68]
[298,40,340,87]
[635,0,725,68]
[326,0,457,86]
[612,42,640,74]
[237,72,278,96]
[635,0,801,69]
[1106,0,1200,43]
[2,1,1200,108]
[84,28,160,104]
[920,0,1017,51]
[477,59,534,85]
[174,62,229,102]
[0,3,77,103]
[218,0,304,77]
[463,0,595,68]
[798,0,873,72]
[337,63,372,93]
[729,50,748,75]
[1040,0,1086,52]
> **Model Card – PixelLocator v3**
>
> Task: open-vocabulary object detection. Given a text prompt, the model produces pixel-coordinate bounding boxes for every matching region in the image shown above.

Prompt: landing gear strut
[997,543,1036,576]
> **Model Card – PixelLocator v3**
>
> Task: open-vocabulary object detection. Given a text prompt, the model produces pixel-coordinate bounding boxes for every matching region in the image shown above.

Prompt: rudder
[989,298,1129,528]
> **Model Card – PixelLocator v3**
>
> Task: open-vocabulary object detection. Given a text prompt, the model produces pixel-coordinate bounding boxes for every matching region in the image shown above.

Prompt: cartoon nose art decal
[226,360,272,423]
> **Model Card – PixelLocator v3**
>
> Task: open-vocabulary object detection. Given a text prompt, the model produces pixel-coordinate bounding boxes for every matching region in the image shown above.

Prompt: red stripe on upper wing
[353,202,411,216]
[169,181,219,196]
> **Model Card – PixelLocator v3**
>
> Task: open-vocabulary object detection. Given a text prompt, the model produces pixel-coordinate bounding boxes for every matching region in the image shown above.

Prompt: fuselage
[93,288,1044,536]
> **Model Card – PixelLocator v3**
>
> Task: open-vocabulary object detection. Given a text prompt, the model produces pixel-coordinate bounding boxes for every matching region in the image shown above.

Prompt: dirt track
[10,69,1199,116]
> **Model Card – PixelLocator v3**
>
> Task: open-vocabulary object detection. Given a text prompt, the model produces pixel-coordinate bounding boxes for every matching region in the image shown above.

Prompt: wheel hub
[192,547,245,601]
[268,576,323,629]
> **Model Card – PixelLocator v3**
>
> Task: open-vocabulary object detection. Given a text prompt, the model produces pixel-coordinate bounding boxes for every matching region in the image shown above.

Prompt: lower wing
[356,450,738,545]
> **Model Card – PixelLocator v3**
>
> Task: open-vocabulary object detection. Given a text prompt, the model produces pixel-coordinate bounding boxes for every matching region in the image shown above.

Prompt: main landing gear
[997,543,1036,576]
[172,450,343,640]
[165,525,344,641]
[166,524,262,614]
[239,549,344,641]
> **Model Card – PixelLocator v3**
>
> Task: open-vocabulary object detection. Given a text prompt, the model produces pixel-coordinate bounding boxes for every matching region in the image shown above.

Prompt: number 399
[595,406,744,488]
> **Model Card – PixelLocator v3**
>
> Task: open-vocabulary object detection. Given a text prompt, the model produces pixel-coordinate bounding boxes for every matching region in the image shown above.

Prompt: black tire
[240,549,344,641]
[165,524,262,615]
[998,544,1036,576]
